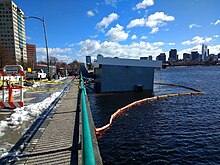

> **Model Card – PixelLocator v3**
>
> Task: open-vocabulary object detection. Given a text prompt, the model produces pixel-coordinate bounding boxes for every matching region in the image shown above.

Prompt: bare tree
[0,44,14,69]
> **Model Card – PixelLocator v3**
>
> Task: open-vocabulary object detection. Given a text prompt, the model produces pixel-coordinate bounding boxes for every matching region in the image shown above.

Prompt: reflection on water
[88,66,220,164]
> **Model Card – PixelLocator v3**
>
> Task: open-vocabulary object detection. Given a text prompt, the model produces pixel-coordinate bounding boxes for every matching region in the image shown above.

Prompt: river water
[88,66,220,164]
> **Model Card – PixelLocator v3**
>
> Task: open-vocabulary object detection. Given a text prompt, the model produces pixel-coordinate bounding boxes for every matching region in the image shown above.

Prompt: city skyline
[12,0,220,63]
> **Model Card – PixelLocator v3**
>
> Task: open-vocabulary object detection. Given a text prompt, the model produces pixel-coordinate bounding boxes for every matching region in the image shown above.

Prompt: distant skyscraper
[0,0,27,66]
[156,53,166,62]
[191,51,199,61]
[168,49,178,62]
[26,43,36,69]
[86,55,92,69]
[201,44,208,61]
[86,55,91,65]
[183,53,190,60]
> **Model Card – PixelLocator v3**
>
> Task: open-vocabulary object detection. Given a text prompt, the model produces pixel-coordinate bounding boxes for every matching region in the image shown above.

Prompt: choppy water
[88,66,220,164]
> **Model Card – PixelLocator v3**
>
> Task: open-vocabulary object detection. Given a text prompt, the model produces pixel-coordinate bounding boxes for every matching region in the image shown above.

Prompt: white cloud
[168,42,175,46]
[37,47,74,63]
[141,36,147,40]
[135,0,154,10]
[146,12,175,28]
[209,45,220,54]
[211,19,220,25]
[77,39,164,60]
[96,13,119,31]
[127,12,175,34]
[87,10,95,17]
[182,36,212,45]
[152,42,164,47]
[213,35,219,38]
[127,18,145,28]
[131,35,137,40]
[105,24,128,42]
[150,27,159,34]
[37,48,73,54]
[189,23,201,29]
[78,40,101,56]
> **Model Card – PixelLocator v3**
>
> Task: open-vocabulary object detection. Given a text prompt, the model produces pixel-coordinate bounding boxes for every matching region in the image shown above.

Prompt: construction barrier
[95,82,203,135]
[0,65,24,109]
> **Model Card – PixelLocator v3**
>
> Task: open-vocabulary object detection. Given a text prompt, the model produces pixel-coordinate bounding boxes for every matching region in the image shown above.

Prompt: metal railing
[80,74,96,165]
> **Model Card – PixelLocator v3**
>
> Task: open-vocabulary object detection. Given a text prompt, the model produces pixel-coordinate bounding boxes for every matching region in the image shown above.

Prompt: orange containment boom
[95,82,203,135]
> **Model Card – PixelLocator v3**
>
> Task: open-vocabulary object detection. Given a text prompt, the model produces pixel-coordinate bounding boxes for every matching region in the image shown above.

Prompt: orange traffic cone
[8,85,13,102]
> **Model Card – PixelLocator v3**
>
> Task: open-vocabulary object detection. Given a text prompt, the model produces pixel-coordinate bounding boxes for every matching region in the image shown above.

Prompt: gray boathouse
[94,55,162,93]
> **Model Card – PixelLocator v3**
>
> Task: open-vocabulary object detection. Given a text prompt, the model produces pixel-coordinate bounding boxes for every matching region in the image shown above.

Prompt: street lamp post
[24,16,51,80]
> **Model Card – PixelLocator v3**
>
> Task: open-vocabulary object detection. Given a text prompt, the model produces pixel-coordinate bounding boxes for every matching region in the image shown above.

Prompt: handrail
[80,74,96,165]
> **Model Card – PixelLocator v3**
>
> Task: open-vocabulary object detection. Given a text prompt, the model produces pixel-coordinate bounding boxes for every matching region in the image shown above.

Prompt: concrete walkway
[17,81,79,164]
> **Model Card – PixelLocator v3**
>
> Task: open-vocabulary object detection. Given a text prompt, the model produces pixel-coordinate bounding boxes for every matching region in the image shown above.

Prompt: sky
[13,0,220,63]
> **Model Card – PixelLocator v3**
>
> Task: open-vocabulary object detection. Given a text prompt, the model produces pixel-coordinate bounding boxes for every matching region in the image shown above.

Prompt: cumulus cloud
[213,35,219,38]
[181,36,212,45]
[209,45,220,55]
[77,39,164,60]
[96,13,119,31]
[127,18,145,28]
[131,35,137,40]
[146,12,175,28]
[37,48,73,54]
[87,10,95,17]
[37,47,74,63]
[127,12,175,34]
[105,24,128,42]
[135,0,154,10]
[211,19,220,25]
[189,23,201,29]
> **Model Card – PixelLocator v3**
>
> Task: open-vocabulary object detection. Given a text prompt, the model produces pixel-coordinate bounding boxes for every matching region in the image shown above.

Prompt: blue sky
[13,0,220,63]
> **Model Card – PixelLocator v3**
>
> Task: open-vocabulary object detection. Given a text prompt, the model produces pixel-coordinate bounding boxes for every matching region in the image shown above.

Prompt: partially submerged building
[93,55,162,93]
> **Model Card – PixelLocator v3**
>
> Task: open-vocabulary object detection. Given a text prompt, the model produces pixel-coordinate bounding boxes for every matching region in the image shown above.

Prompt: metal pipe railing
[80,74,96,165]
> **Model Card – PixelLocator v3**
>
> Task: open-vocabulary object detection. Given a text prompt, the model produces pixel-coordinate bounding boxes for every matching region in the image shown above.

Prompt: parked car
[26,69,47,80]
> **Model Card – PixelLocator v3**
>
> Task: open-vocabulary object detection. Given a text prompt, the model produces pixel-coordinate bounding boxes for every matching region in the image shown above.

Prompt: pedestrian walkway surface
[17,81,79,164]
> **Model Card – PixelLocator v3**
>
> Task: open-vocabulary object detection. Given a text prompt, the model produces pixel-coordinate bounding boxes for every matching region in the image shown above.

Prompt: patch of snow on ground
[0,91,62,137]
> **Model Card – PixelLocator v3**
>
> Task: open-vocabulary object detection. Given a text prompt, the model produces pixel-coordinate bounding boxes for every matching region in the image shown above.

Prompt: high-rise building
[26,43,36,69]
[86,56,91,65]
[156,53,166,62]
[191,51,199,61]
[0,0,27,66]
[201,44,208,61]
[168,49,178,62]
[86,55,92,69]
[183,53,190,60]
